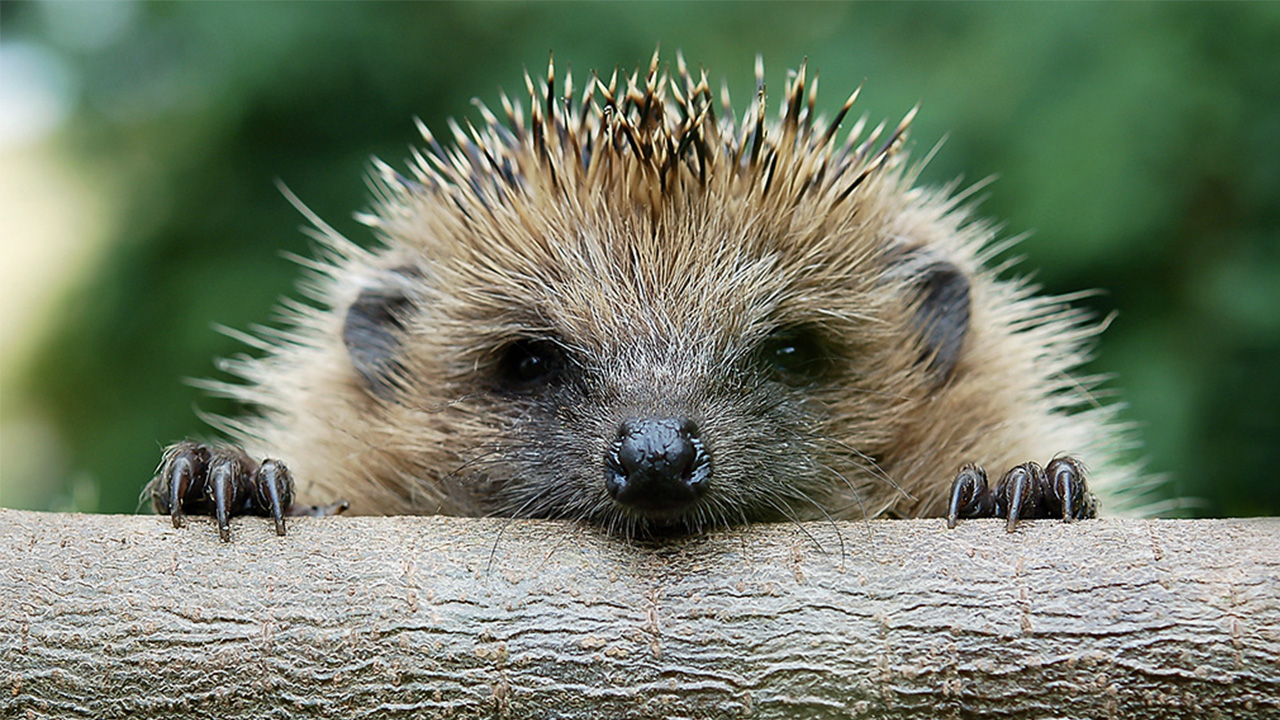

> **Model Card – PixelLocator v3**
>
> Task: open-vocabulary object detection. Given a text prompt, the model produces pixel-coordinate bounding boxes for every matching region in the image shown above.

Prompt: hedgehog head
[313,50,983,533]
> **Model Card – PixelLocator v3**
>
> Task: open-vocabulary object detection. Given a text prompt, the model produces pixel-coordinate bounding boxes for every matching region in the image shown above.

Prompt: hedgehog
[146,50,1137,542]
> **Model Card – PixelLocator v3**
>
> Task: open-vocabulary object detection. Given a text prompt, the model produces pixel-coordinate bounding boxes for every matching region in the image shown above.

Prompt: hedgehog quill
[146,51,1137,541]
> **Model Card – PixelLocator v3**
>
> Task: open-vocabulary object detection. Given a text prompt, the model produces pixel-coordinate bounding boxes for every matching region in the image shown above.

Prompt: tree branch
[1,509,1277,719]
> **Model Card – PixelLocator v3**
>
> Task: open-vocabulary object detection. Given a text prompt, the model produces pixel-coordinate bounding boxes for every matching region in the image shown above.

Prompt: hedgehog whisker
[764,487,844,562]
[485,487,553,575]
[792,485,848,562]
[819,436,907,500]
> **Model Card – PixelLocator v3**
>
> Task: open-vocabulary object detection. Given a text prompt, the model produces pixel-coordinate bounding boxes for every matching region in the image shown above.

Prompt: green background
[3,2,1278,517]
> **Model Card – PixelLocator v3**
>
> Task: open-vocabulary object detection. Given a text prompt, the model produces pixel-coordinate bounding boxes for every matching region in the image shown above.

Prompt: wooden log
[1,509,1277,719]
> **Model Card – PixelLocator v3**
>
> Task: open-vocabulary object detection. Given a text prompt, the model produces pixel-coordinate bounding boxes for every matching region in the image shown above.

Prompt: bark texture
[1,509,1277,719]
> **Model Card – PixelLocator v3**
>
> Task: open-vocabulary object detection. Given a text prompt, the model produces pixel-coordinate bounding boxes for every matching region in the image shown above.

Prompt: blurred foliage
[4,1,1278,516]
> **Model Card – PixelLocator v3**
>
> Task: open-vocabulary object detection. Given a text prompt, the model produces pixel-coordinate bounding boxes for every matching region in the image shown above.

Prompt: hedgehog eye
[758,326,832,385]
[496,339,566,391]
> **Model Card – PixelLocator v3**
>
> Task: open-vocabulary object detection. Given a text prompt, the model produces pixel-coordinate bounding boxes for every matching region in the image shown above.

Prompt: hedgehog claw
[999,462,1042,532]
[946,462,995,528]
[253,460,294,536]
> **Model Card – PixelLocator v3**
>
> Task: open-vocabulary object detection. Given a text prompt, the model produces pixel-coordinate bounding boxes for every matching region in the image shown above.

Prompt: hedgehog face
[423,279,874,535]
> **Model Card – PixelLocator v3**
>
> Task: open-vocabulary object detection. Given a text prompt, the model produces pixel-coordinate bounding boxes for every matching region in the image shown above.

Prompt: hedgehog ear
[910,260,971,381]
[886,249,971,383]
[342,267,419,399]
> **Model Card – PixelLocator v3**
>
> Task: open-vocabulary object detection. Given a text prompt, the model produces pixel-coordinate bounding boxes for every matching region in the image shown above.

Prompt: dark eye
[496,339,565,391]
[758,326,832,385]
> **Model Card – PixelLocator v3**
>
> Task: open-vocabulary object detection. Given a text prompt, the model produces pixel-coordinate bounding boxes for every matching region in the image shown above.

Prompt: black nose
[605,417,711,514]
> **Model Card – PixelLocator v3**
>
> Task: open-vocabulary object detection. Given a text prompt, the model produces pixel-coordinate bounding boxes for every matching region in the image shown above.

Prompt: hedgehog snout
[604,417,711,515]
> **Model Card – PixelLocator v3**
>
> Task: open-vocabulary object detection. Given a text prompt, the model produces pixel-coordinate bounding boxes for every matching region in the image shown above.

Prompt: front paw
[146,441,312,541]
[946,456,1097,531]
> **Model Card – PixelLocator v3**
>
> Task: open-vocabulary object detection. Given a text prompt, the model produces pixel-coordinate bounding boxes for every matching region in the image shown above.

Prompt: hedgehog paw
[946,456,1097,531]
[146,441,348,542]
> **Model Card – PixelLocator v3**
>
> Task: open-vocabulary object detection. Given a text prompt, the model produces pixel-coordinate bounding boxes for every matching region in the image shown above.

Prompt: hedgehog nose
[605,417,711,514]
